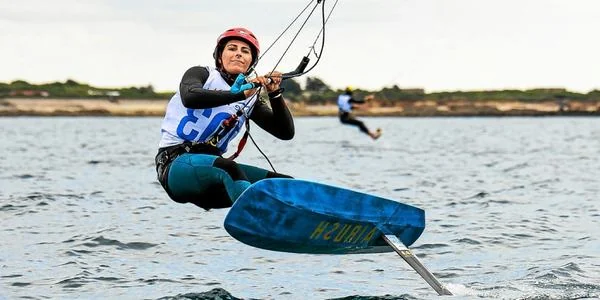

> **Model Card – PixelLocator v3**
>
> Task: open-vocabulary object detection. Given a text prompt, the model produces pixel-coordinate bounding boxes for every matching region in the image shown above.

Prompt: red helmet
[213,27,260,69]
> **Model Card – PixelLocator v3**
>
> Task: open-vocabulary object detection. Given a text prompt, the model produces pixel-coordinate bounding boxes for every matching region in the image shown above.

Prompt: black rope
[248,129,278,173]
[267,2,322,76]
[234,0,339,172]
[307,0,339,58]
[257,0,317,62]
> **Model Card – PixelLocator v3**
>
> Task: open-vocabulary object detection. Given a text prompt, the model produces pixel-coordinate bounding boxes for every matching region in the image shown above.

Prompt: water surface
[1,116,599,299]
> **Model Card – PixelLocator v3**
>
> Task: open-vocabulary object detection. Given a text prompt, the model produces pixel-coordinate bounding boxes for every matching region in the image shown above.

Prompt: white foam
[445,283,483,296]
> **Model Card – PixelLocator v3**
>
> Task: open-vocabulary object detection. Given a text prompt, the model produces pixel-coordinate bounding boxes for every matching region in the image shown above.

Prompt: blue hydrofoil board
[224,178,424,254]
[223,178,452,295]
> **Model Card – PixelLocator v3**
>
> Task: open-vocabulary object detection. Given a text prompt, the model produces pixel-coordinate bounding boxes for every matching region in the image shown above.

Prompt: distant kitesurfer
[155,27,295,210]
[337,86,381,140]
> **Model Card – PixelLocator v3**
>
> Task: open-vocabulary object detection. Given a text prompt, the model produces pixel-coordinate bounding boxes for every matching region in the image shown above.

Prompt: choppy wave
[1,117,599,300]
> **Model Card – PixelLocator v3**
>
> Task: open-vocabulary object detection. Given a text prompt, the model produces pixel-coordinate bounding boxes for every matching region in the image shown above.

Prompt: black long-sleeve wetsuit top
[347,94,366,108]
[180,66,295,140]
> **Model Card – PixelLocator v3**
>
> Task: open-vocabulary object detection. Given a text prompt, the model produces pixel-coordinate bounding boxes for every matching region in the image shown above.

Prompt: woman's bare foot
[369,128,382,140]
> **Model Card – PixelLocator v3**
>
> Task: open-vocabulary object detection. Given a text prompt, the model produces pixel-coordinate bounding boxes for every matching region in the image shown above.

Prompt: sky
[1,0,600,93]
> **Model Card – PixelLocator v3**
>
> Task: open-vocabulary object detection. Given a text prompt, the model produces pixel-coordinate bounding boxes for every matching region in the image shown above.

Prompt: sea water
[1,116,598,300]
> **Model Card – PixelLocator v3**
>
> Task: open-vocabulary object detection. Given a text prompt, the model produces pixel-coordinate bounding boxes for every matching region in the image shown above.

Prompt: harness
[155,121,250,192]
[204,109,250,161]
[155,142,222,194]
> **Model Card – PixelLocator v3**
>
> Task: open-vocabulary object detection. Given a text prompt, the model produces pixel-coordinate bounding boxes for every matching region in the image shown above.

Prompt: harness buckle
[207,137,218,147]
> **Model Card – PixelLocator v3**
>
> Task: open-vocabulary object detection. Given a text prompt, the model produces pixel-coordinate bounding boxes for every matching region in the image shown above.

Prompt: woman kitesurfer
[155,27,295,210]
[337,86,381,140]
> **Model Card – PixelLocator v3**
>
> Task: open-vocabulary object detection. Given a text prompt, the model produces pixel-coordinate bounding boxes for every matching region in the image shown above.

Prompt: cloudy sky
[1,0,599,93]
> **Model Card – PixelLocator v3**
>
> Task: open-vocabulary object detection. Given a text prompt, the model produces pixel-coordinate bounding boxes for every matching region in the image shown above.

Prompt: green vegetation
[286,77,600,104]
[2,78,599,104]
[0,79,171,99]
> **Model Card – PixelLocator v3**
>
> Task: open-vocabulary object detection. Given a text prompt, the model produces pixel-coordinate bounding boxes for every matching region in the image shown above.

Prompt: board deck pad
[224,178,425,254]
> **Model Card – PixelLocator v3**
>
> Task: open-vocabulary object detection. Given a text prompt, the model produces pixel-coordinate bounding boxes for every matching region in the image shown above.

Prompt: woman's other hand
[263,71,282,93]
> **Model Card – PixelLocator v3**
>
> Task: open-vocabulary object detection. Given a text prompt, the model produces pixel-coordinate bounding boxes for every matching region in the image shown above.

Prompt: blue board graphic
[224,178,425,254]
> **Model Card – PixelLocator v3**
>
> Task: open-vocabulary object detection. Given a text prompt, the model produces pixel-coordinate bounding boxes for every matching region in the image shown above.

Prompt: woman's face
[220,39,253,75]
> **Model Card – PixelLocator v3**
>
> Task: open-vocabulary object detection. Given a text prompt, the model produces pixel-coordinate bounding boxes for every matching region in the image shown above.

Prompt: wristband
[268,88,285,99]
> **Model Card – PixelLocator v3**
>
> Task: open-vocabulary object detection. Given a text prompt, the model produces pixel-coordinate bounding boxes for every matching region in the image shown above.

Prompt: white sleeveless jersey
[337,94,352,113]
[158,66,258,153]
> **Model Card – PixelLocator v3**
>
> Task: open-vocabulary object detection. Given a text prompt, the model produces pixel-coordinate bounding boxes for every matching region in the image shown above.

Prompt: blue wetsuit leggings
[166,153,291,210]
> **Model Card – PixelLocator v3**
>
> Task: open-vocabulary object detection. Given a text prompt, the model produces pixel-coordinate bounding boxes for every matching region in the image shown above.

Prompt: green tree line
[2,78,599,104]
[283,77,600,104]
[0,79,171,99]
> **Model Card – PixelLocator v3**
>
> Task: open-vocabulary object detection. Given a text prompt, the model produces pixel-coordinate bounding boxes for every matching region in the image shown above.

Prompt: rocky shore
[1,98,599,117]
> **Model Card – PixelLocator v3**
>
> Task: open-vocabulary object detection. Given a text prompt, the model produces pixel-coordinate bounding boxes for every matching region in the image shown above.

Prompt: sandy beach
[1,98,599,117]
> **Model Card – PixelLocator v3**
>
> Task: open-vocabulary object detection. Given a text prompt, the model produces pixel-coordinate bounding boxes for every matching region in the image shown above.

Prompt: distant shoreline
[1,98,599,117]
